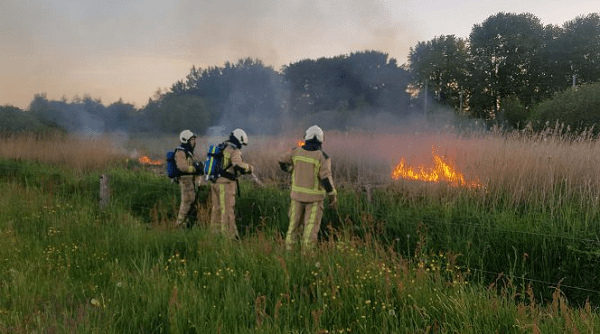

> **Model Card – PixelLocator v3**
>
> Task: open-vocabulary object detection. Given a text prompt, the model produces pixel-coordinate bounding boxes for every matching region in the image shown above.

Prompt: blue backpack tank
[203,143,227,182]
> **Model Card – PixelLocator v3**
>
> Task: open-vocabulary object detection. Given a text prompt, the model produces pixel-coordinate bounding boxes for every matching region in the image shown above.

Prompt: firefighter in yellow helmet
[210,128,253,239]
[175,130,204,228]
[279,125,337,251]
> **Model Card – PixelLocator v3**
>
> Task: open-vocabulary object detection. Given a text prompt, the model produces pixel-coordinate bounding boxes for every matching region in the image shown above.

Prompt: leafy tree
[408,35,469,112]
[559,14,600,85]
[105,99,137,131]
[468,12,546,118]
[28,94,66,130]
[345,51,412,113]
[172,58,285,134]
[537,14,600,99]
[283,56,353,116]
[0,105,60,132]
[146,94,211,134]
[29,93,144,133]
[535,23,570,99]
[283,51,411,120]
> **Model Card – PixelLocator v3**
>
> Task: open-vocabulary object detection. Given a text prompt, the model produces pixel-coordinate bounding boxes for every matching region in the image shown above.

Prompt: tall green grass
[1,158,600,333]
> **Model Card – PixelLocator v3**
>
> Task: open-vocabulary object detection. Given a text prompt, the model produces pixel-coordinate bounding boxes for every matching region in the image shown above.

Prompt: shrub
[0,105,60,133]
[498,95,528,129]
[531,83,600,133]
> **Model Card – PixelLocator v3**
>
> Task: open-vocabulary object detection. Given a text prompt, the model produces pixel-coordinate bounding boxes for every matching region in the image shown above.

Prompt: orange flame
[391,150,482,189]
[297,140,305,147]
[138,156,163,165]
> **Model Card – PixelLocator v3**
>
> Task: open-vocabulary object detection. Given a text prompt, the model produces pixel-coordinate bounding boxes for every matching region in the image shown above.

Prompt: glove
[193,162,204,175]
[279,162,292,173]
[246,165,254,175]
[328,194,338,209]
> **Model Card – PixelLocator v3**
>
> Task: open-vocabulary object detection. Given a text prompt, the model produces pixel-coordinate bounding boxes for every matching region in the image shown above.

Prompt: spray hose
[250,172,264,187]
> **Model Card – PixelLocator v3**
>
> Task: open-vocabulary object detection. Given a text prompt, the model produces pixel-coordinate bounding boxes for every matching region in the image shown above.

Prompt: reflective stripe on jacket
[279,147,335,202]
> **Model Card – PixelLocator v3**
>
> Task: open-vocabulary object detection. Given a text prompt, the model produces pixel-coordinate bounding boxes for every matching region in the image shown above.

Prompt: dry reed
[247,127,600,198]
[0,132,127,171]
[4,127,600,206]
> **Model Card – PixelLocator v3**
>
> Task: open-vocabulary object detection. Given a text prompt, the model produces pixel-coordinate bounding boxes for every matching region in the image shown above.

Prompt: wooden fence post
[364,184,372,204]
[99,174,110,209]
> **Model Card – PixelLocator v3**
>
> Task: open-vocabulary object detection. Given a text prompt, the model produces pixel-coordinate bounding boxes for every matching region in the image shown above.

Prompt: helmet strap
[303,139,322,150]
[181,142,194,153]
[229,134,242,149]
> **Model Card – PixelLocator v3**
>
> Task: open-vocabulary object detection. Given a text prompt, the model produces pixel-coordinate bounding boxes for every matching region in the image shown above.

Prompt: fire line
[139,156,162,165]
[391,150,482,189]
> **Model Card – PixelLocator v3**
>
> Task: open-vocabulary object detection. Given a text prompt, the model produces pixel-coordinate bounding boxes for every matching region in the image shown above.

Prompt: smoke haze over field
[1,0,598,110]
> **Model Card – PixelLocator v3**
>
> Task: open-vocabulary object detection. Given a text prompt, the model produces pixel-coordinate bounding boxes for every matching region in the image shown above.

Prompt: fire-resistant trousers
[210,182,238,239]
[285,199,324,251]
[176,177,197,228]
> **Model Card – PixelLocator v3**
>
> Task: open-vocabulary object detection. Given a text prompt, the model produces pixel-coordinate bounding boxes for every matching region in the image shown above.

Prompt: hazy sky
[1,0,598,109]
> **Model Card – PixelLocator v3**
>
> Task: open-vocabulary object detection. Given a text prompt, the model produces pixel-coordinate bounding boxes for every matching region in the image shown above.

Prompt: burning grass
[242,126,600,209]
[391,146,483,189]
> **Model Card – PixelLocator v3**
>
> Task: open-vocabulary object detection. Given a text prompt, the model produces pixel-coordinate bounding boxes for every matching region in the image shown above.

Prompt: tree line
[410,12,600,128]
[2,12,600,135]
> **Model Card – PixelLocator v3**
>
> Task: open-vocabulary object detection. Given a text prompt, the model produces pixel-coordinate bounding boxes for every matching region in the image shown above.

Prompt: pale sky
[1,0,598,110]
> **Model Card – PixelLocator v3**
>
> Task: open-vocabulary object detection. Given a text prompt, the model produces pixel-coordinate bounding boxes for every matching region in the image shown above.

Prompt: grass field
[1,129,599,333]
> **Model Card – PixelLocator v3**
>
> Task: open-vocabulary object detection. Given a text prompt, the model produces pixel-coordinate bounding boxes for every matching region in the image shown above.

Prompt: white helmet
[304,125,324,142]
[231,128,248,146]
[179,129,196,144]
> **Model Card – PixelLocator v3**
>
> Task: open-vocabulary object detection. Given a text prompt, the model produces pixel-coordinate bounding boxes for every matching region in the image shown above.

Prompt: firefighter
[174,130,203,228]
[279,125,337,251]
[210,128,253,239]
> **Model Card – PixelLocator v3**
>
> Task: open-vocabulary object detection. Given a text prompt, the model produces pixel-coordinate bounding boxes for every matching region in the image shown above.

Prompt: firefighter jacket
[215,143,252,184]
[279,144,336,202]
[174,147,200,180]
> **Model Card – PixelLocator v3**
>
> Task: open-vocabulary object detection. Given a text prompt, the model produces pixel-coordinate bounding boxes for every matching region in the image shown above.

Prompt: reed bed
[4,127,600,208]
[0,132,127,172]
[5,127,600,211]
[242,126,600,211]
